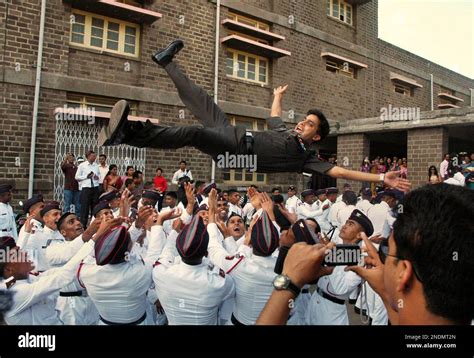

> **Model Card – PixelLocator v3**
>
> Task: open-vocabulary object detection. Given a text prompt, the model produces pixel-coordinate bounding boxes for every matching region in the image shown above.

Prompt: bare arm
[270,85,288,118]
[327,167,411,192]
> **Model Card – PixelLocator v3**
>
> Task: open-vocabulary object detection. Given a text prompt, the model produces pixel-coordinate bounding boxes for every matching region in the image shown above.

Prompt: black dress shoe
[98,99,130,146]
[151,40,184,67]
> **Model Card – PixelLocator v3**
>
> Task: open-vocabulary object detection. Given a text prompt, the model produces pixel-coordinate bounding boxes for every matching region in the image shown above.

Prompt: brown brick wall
[336,133,370,192]
[407,127,448,188]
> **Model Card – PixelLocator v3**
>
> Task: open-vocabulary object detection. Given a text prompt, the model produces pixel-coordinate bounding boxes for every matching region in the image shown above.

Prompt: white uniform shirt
[3,241,95,325]
[306,265,361,325]
[152,226,235,325]
[356,199,373,216]
[77,225,163,325]
[318,199,333,233]
[329,201,346,228]
[22,226,66,272]
[285,195,302,214]
[336,205,356,228]
[98,164,108,184]
[296,202,326,221]
[207,223,277,325]
[0,202,18,241]
[228,203,243,217]
[17,218,43,248]
[75,161,100,190]
[367,201,392,238]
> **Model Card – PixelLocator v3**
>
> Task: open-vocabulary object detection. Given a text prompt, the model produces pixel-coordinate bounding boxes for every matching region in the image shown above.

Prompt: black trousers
[124,62,246,158]
[80,187,99,227]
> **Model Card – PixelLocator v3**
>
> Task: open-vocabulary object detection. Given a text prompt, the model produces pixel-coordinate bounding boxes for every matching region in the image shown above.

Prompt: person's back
[153,258,234,325]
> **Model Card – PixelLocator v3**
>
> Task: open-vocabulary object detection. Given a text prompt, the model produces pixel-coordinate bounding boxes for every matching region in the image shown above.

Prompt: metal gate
[54,118,146,206]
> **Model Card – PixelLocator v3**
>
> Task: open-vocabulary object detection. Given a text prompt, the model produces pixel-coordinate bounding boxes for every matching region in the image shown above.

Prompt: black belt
[301,288,310,294]
[231,313,246,326]
[1,229,12,232]
[59,291,84,297]
[317,288,345,305]
[100,312,146,326]
[348,298,357,304]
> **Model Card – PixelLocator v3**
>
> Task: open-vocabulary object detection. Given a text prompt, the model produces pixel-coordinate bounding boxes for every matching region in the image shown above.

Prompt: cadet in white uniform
[17,194,45,249]
[207,190,280,325]
[54,212,99,325]
[0,185,18,242]
[356,188,373,216]
[306,209,374,325]
[0,235,96,325]
[285,186,301,214]
[318,187,339,235]
[227,189,243,217]
[153,215,235,325]
[297,189,327,221]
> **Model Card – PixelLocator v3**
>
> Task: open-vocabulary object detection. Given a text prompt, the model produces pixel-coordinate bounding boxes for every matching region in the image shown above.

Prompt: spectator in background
[360,157,371,189]
[61,152,81,214]
[439,153,450,181]
[98,154,108,194]
[120,166,135,187]
[75,150,100,227]
[171,160,193,185]
[103,164,123,193]
[386,157,392,171]
[444,166,466,187]
[153,167,168,193]
[428,165,441,184]
[377,158,387,174]
[130,170,144,208]
[124,178,135,193]
[271,187,281,197]
[400,158,408,179]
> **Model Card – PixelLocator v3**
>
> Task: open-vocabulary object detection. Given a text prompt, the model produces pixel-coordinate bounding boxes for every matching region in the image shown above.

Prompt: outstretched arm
[326,167,411,192]
[267,85,288,130]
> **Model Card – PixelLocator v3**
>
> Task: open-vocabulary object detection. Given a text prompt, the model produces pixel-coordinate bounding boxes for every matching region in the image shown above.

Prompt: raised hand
[276,203,297,224]
[119,189,136,218]
[94,216,129,242]
[273,84,288,97]
[157,208,182,225]
[259,192,276,221]
[248,187,261,210]
[135,205,156,229]
[82,218,102,242]
[384,171,411,192]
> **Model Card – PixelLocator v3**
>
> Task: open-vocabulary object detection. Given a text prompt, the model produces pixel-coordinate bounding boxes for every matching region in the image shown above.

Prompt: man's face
[109,198,120,209]
[179,163,186,171]
[445,154,450,161]
[272,190,280,196]
[29,202,45,220]
[384,232,404,312]
[97,209,113,221]
[317,193,327,202]
[294,114,320,143]
[227,216,245,239]
[303,194,315,204]
[222,192,229,201]
[99,156,106,165]
[229,192,241,205]
[339,219,363,243]
[288,189,296,198]
[164,195,176,208]
[43,209,62,230]
[217,200,229,220]
[88,153,97,163]
[198,210,209,225]
[59,214,83,241]
[327,193,337,203]
[0,191,12,204]
[134,174,143,185]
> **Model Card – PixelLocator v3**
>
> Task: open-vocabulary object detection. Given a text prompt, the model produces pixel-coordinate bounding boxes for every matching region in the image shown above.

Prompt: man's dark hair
[272,194,284,204]
[195,181,205,189]
[342,191,357,206]
[132,170,143,179]
[179,160,187,165]
[85,150,95,158]
[392,184,474,324]
[125,178,133,187]
[271,187,281,194]
[228,189,238,195]
[165,191,178,200]
[99,154,106,159]
[307,109,329,141]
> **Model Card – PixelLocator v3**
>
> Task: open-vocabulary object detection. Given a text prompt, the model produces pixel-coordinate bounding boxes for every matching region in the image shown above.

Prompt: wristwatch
[272,274,301,297]
[379,173,385,183]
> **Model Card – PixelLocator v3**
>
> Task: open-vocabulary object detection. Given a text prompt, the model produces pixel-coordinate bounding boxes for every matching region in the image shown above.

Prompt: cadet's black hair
[124,178,134,187]
[392,184,474,324]
[342,191,357,206]
[272,194,284,204]
[132,170,142,179]
[165,191,178,199]
[307,109,329,141]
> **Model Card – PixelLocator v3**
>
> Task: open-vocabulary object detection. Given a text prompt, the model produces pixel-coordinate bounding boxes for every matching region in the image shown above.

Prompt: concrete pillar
[336,133,370,193]
[407,127,448,188]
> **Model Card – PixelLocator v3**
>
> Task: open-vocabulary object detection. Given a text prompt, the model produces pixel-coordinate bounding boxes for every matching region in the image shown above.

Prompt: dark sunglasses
[378,238,423,282]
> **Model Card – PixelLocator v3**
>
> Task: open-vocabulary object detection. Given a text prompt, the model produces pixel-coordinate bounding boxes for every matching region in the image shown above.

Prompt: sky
[378,0,474,79]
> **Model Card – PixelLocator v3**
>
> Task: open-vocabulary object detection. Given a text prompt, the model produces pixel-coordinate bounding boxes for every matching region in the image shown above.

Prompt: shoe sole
[98,100,130,146]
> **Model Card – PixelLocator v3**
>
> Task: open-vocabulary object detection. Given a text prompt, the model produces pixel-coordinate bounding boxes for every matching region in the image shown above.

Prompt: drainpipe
[470,88,473,107]
[28,0,47,197]
[430,74,434,111]
[211,0,221,183]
